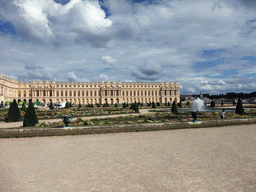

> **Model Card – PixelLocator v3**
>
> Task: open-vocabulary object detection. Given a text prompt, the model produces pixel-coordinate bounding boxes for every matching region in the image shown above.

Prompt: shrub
[21,102,27,112]
[236,98,244,114]
[8,99,21,122]
[186,101,190,106]
[221,100,224,106]
[167,102,170,106]
[76,117,83,123]
[134,104,139,113]
[49,101,54,110]
[171,101,178,114]
[210,100,215,107]
[233,100,236,105]
[152,102,156,108]
[23,100,38,127]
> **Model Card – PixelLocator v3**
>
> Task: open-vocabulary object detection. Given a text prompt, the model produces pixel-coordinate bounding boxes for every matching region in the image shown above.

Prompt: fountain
[190,98,204,124]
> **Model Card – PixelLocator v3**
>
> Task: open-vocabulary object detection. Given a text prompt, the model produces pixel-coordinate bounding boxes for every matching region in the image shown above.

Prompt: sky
[0,0,256,95]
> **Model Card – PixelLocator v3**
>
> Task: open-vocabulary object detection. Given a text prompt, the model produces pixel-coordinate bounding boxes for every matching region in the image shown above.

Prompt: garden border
[0,118,256,138]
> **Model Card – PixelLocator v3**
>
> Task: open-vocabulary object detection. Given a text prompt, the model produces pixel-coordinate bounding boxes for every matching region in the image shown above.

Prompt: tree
[167,102,170,106]
[23,100,38,127]
[157,102,160,106]
[186,101,190,106]
[171,101,178,114]
[114,103,118,108]
[152,102,156,108]
[49,101,54,110]
[233,100,236,105]
[134,104,139,113]
[210,100,215,107]
[21,102,27,112]
[179,102,182,108]
[221,100,224,106]
[236,98,244,114]
[8,99,21,122]
[65,102,69,108]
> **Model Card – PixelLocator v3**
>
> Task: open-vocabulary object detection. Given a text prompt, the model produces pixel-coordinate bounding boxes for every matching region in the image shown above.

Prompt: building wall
[0,74,180,104]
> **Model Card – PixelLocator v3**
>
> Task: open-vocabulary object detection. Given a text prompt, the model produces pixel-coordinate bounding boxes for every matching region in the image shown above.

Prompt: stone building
[0,74,180,105]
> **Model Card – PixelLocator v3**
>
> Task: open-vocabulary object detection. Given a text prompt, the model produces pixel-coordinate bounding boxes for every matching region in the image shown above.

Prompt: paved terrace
[0,124,255,191]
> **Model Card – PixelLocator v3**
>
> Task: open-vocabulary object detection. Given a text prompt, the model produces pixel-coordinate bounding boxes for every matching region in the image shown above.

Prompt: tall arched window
[69,91,72,97]
[57,91,59,97]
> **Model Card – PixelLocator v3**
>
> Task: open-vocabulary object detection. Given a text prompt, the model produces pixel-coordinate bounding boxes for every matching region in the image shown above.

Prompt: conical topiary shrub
[49,101,54,110]
[134,104,139,113]
[171,101,178,114]
[23,100,38,127]
[8,99,21,122]
[210,100,215,107]
[21,102,27,112]
[236,98,244,114]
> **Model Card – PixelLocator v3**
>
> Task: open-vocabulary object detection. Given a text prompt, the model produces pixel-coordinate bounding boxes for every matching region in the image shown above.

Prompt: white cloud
[101,55,117,64]
[1,0,256,94]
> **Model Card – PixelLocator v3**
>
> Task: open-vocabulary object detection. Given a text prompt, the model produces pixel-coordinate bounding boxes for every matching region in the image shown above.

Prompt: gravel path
[0,109,153,129]
[0,124,255,191]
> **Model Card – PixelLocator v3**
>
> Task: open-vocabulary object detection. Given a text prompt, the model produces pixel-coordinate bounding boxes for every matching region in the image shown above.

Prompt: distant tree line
[191,91,256,100]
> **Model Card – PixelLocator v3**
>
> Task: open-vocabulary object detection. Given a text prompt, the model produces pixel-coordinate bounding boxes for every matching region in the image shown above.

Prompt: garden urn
[61,115,74,127]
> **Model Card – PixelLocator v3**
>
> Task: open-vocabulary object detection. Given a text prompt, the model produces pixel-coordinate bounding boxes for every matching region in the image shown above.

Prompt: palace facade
[0,74,180,104]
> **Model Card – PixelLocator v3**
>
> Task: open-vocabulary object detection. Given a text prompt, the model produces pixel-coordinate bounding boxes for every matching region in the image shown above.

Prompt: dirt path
[0,109,154,129]
[0,124,255,191]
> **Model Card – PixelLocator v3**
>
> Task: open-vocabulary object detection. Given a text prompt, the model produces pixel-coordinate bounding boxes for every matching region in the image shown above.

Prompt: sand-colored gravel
[0,125,256,192]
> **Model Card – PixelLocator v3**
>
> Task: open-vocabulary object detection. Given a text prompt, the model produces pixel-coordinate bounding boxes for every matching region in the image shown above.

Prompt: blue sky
[1,0,256,94]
